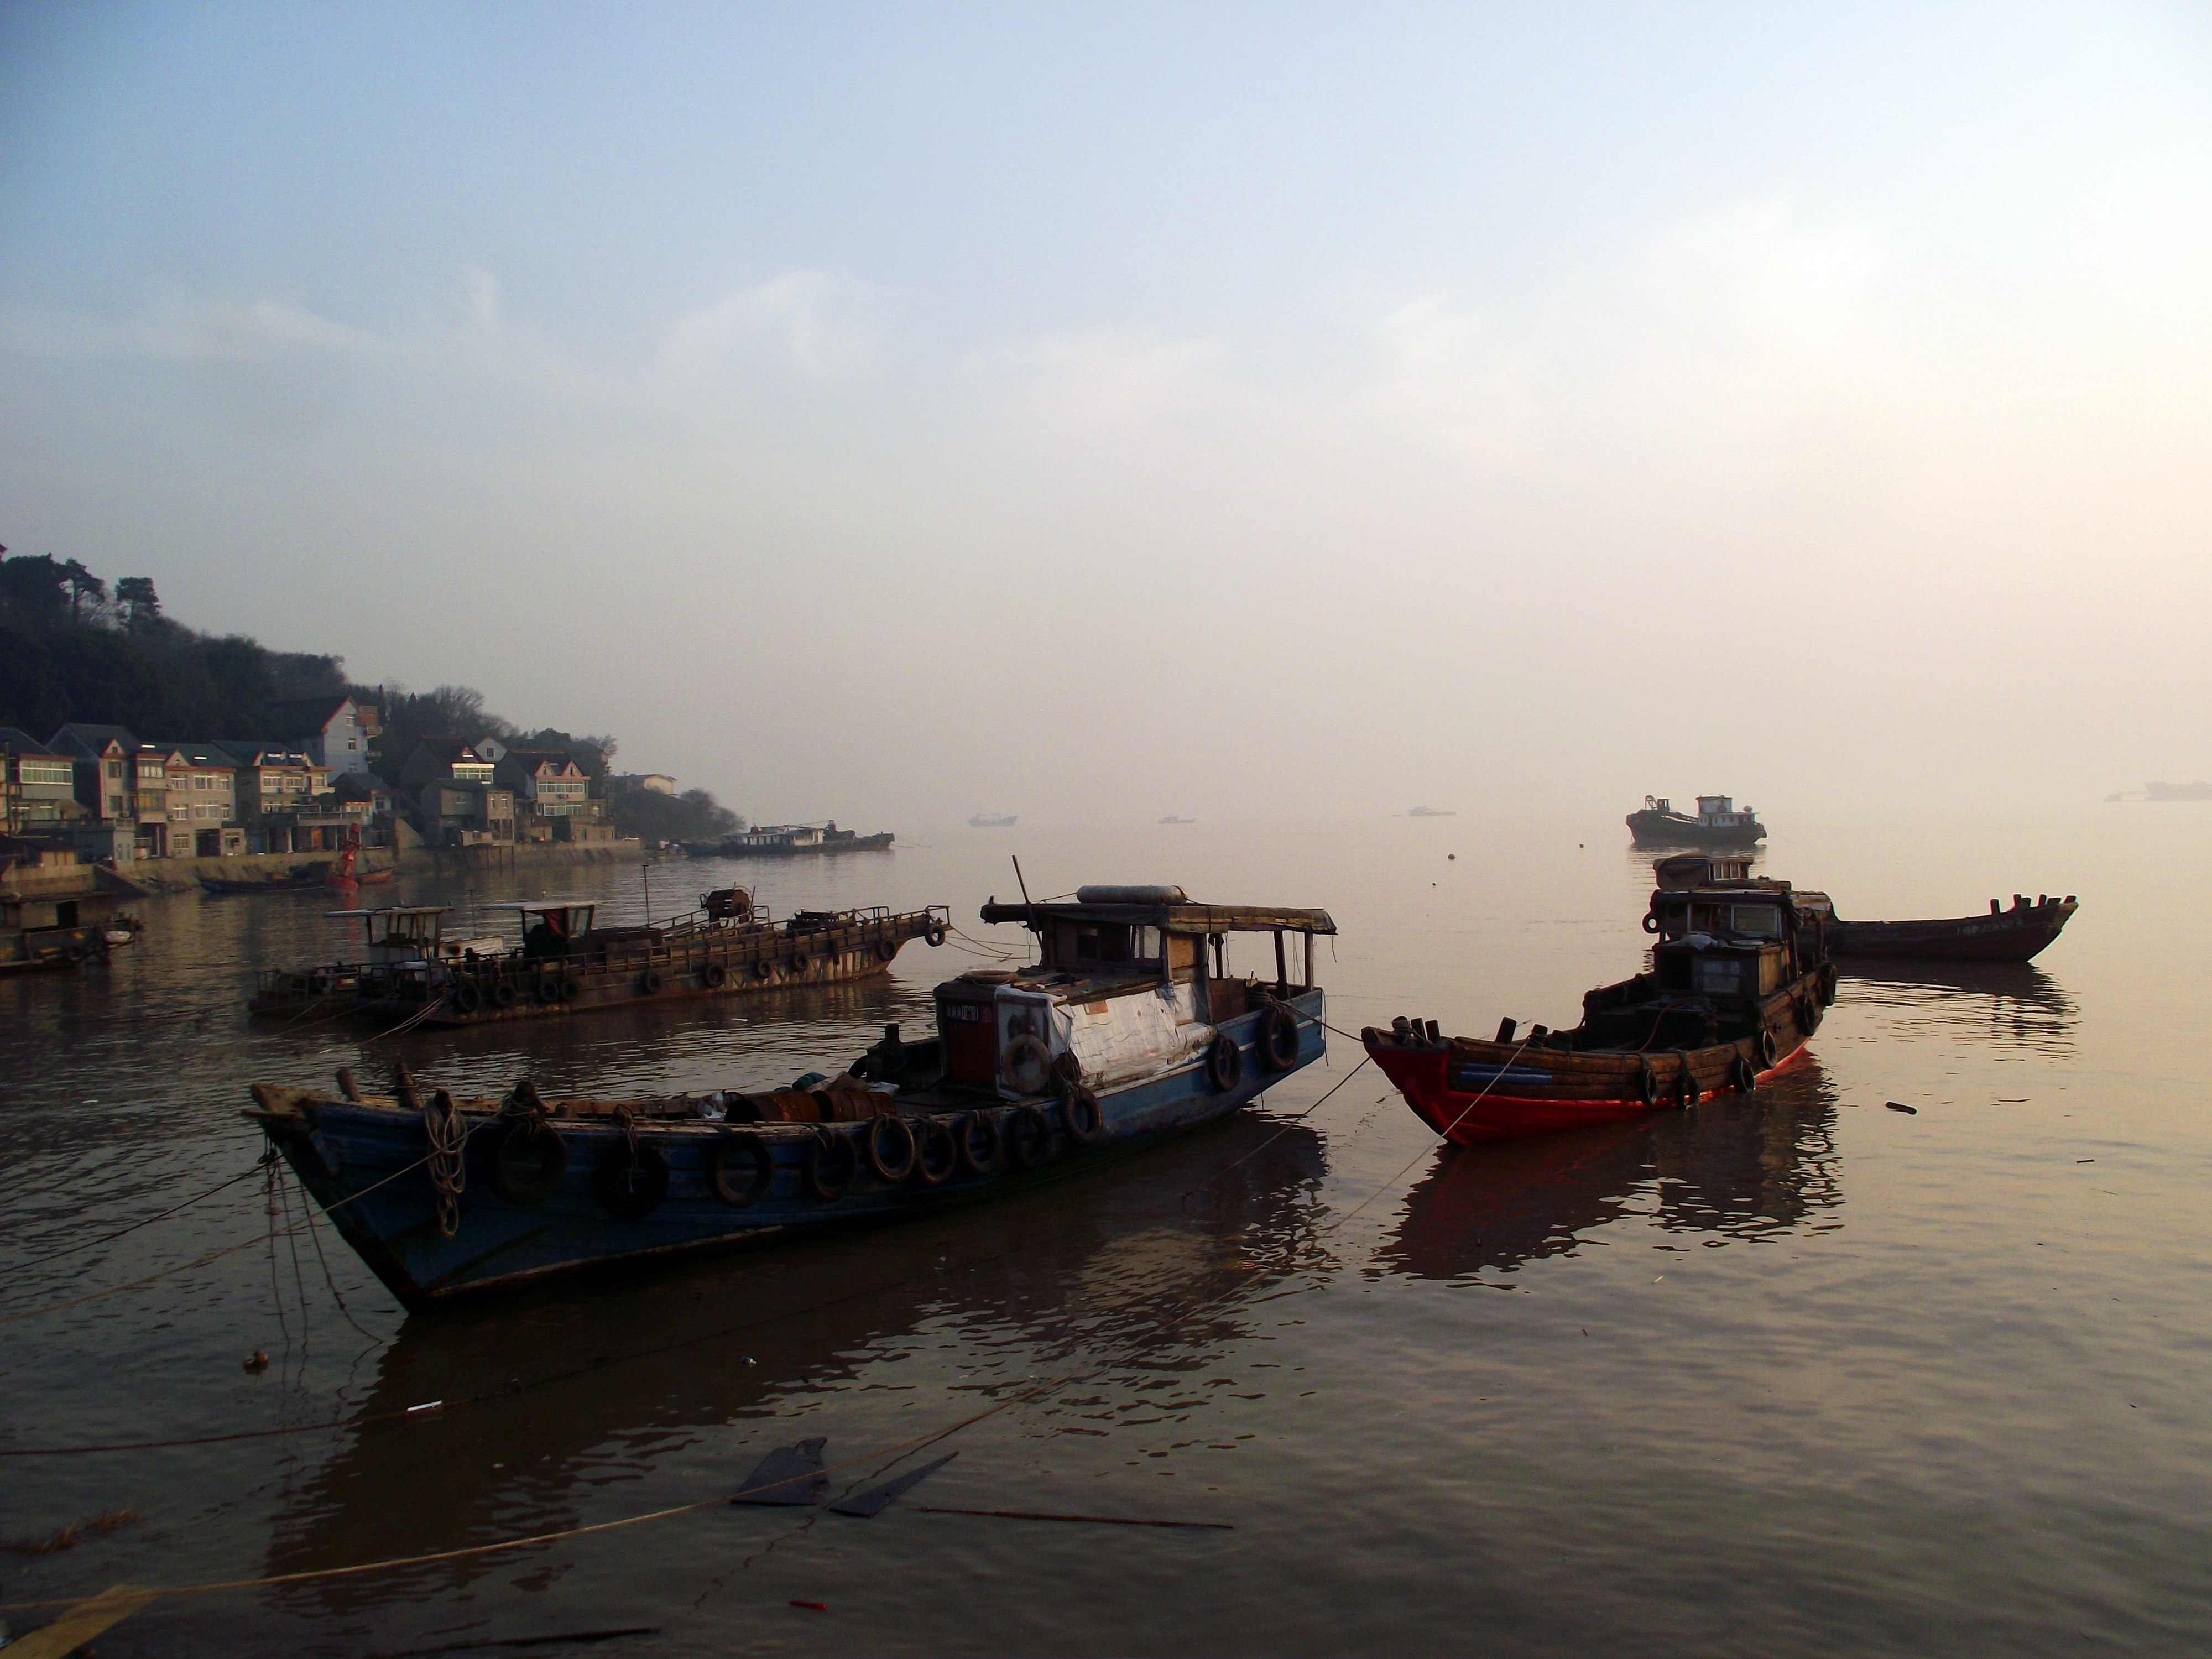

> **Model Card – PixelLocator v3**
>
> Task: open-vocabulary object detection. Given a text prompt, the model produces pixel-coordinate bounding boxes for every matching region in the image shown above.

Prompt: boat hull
[248,908,945,1024]
[1625,810,1765,848]
[1828,899,2075,962]
[249,989,1327,1309]
[1366,978,1820,1144]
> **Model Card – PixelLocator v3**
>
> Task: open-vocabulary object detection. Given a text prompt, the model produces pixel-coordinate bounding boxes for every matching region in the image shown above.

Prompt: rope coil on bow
[422,1088,467,1239]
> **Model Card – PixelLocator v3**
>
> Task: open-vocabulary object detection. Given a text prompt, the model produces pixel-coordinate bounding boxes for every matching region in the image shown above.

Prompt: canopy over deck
[978,894,1337,937]
[324,906,451,920]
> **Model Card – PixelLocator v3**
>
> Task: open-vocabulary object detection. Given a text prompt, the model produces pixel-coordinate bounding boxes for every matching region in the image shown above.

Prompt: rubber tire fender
[1798,995,1820,1035]
[754,957,776,979]
[789,951,813,975]
[1674,1051,1698,1107]
[1643,911,1662,935]
[804,1127,859,1201]
[1733,1053,1759,1095]
[926,922,948,947]
[535,975,562,1005]
[1004,1034,1053,1096]
[1258,1004,1300,1073]
[492,979,517,1009]
[1637,1060,1659,1108]
[491,1120,568,1206]
[701,961,728,989]
[1008,1105,1054,1170]
[1062,1085,1104,1145]
[559,975,581,1003]
[1207,1032,1243,1094]
[864,1113,917,1183]
[956,1110,1003,1177]
[708,1133,774,1207]
[1757,1027,1779,1068]
[452,980,483,1015]
[596,1138,669,1219]
[1819,962,1838,1006]
[912,1115,959,1186]
[640,968,664,995]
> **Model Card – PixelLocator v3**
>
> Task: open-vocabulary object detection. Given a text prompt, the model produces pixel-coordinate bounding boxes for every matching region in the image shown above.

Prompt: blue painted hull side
[259,991,1326,1307]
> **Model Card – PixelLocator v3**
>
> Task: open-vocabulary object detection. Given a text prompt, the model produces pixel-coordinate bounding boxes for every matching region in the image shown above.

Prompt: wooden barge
[248,886,948,1026]
[1369,855,1830,1141]
[247,884,1336,1307]
[1,885,142,975]
[1811,891,2078,963]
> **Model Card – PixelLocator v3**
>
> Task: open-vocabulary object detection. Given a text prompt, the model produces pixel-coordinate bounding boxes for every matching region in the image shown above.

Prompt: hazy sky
[3,3,2207,824]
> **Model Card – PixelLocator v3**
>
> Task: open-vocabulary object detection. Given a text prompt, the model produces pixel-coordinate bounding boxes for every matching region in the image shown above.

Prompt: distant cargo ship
[686,822,894,858]
[968,812,1018,828]
[1405,805,1455,818]
[1626,794,1765,848]
[1159,815,1195,825]
[2145,781,2212,802]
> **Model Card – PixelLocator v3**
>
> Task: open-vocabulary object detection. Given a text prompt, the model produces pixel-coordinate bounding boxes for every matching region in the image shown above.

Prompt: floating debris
[830,1452,957,1517]
[1885,1102,1917,1114]
[732,1437,828,1506]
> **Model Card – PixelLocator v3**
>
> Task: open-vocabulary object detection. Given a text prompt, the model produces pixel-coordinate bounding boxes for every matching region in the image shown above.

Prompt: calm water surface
[2,811,2207,1655]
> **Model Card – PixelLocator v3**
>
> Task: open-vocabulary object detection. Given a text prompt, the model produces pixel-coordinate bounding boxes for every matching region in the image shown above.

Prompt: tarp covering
[995,980,1213,1100]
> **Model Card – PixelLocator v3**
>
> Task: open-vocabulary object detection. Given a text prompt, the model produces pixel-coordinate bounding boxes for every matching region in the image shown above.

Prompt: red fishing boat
[1366,855,1834,1143]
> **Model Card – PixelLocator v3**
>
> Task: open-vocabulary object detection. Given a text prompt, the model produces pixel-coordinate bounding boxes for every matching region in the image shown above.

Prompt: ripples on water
[2,815,2208,1655]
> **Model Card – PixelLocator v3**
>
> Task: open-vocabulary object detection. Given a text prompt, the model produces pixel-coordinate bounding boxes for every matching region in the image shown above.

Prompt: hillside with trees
[0,545,744,837]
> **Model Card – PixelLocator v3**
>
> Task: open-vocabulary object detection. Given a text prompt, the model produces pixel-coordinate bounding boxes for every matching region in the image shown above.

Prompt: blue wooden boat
[247,886,1335,1310]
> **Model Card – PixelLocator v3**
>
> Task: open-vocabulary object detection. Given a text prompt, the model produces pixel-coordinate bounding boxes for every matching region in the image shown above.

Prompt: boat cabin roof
[326,906,451,919]
[978,885,1335,937]
[483,900,600,912]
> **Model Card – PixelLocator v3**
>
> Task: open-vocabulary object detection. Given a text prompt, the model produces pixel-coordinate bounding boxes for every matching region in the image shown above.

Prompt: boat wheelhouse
[1367,854,1832,1142]
[246,884,1335,1307]
[247,888,947,1024]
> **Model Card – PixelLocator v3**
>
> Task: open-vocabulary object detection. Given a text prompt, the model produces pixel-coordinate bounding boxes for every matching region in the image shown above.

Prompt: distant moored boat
[1626,794,1765,848]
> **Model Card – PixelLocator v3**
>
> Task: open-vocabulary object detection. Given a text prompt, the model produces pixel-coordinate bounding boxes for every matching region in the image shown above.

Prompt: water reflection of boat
[1839,958,2078,1056]
[1374,1064,1839,1284]
[258,1114,1329,1610]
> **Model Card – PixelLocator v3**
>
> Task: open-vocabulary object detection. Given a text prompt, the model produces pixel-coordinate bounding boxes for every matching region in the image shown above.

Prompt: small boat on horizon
[1159,815,1195,825]
[248,884,1336,1307]
[1627,794,1765,848]
[1367,854,1830,1142]
[968,812,1018,828]
[1405,805,1455,818]
[2145,781,2212,802]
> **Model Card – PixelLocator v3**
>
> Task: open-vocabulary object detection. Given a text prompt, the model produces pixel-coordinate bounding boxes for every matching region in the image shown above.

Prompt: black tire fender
[707,1133,774,1206]
[1008,1105,1053,1170]
[492,979,517,1009]
[956,1110,1003,1176]
[1674,1051,1698,1107]
[864,1113,917,1183]
[1258,1004,1300,1073]
[1757,1027,1779,1068]
[596,1138,669,1219]
[1207,1032,1243,1093]
[805,1126,858,1200]
[1733,1053,1759,1094]
[1819,962,1838,1006]
[452,980,483,1015]
[640,968,664,995]
[1638,1060,1658,1108]
[491,1120,567,1206]
[702,961,728,989]
[1643,911,1662,935]
[1062,1085,1104,1145]
[535,975,562,1005]
[913,1115,958,1186]
[926,922,948,947]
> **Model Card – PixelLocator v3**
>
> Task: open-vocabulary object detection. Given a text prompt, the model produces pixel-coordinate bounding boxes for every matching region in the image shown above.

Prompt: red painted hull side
[1368,1041,1812,1145]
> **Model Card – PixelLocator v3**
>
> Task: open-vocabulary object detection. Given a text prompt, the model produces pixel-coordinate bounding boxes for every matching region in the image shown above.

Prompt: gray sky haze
[3,3,2208,824]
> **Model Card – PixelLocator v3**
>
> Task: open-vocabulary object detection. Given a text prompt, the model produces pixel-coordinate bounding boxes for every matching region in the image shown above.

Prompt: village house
[398,738,514,844]
[220,744,344,853]
[483,745,609,842]
[268,694,379,779]
[47,727,204,859]
[165,744,248,857]
[0,728,84,835]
